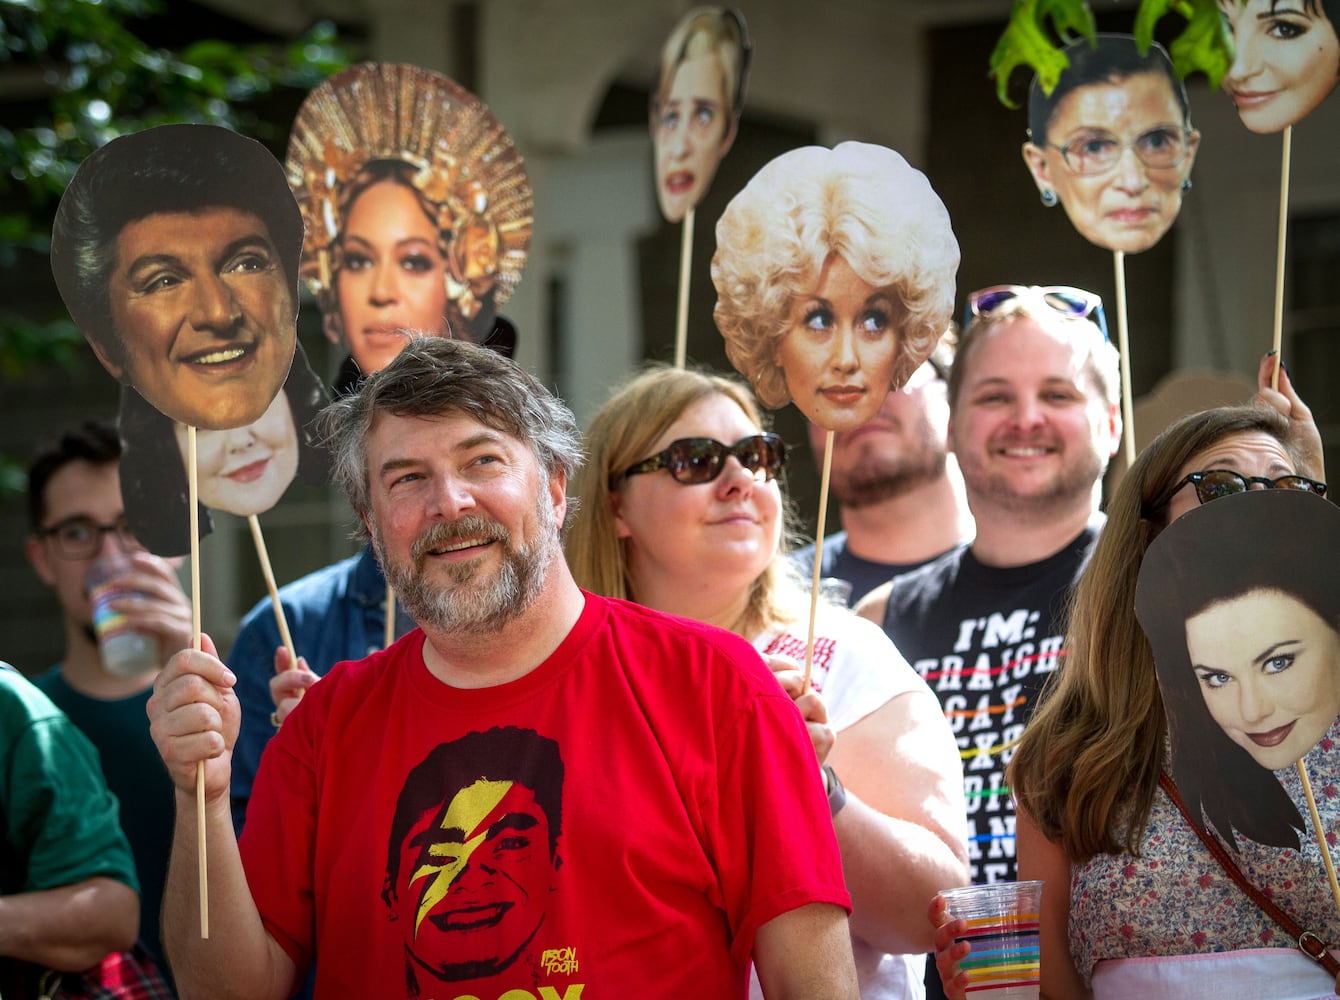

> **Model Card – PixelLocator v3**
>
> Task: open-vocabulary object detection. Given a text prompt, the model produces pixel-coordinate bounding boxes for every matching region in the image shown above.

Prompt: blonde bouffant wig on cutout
[712,141,959,410]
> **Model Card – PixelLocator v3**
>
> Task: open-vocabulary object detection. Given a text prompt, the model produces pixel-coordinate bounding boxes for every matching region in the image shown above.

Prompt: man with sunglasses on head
[149,338,859,999]
[856,286,1119,998]
[24,419,193,984]
[794,336,974,607]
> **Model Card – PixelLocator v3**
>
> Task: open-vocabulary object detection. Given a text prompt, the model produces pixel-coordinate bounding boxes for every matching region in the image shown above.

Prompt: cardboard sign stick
[248,515,297,665]
[385,582,396,651]
[1271,127,1292,391]
[802,430,836,692]
[674,207,695,369]
[187,427,209,939]
[1297,760,1340,916]
[1113,251,1136,468]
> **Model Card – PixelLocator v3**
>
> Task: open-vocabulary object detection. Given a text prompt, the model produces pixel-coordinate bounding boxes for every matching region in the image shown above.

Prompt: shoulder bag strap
[1160,771,1339,978]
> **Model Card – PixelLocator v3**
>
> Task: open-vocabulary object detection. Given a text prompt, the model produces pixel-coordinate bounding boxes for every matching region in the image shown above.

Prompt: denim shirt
[228,545,416,835]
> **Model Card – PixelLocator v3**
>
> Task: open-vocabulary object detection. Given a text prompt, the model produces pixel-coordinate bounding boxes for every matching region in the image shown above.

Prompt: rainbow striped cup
[937,880,1043,998]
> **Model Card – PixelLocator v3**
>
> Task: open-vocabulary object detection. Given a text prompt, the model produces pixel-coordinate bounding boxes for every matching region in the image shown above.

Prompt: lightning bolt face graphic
[409,778,514,936]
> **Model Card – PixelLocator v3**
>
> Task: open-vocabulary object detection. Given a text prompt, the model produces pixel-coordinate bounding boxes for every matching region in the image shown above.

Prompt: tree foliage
[990,0,1234,108]
[0,0,350,366]
[0,0,349,490]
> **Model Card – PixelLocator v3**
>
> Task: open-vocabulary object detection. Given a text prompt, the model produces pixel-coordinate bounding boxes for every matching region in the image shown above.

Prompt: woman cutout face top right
[1219,0,1340,134]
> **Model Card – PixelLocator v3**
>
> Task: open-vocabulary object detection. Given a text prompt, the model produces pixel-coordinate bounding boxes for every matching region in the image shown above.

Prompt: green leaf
[1134,0,1234,87]
[989,0,1097,109]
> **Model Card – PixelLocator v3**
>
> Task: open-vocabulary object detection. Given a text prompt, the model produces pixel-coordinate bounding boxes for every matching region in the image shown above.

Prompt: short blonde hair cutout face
[565,365,798,638]
[652,7,748,132]
[712,141,959,411]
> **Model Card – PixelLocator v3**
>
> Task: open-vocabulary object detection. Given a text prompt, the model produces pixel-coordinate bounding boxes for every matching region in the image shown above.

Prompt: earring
[1181,178,1193,193]
[1040,189,1058,208]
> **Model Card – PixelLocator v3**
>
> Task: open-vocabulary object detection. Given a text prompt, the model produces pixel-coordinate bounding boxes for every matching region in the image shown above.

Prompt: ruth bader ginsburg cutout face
[1022,35,1200,255]
[712,142,958,432]
[50,124,302,431]
[1137,488,1340,778]
[1219,0,1340,133]
[651,7,751,223]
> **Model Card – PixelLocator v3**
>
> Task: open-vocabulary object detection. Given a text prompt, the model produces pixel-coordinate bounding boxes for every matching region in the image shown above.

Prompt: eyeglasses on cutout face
[615,433,787,488]
[965,284,1109,342]
[1149,469,1328,514]
[37,516,140,560]
[1048,125,1194,177]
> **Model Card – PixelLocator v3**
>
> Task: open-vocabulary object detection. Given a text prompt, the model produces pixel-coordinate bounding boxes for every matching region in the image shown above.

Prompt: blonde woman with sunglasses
[566,364,969,1000]
[931,354,1337,999]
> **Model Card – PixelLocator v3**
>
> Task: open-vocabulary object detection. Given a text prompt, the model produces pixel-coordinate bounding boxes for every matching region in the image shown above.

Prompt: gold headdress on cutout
[285,62,532,343]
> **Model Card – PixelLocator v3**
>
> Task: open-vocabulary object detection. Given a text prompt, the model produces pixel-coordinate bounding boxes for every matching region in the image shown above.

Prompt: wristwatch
[822,763,847,817]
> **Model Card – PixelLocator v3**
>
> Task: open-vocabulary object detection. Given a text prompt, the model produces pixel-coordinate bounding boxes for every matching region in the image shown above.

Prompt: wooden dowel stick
[1113,250,1136,468]
[1296,759,1340,916]
[247,514,296,665]
[187,427,208,939]
[385,581,396,651]
[1271,126,1292,390]
[803,431,836,692]
[674,207,695,369]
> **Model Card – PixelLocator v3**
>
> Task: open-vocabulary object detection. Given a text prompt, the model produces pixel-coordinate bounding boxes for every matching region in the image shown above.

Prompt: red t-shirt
[240,593,850,998]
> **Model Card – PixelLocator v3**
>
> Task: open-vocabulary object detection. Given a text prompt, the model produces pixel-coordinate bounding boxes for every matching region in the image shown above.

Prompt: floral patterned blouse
[1070,716,1340,987]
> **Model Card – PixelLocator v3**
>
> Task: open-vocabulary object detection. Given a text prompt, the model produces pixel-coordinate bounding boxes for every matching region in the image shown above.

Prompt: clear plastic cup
[937,880,1043,999]
[86,553,160,676]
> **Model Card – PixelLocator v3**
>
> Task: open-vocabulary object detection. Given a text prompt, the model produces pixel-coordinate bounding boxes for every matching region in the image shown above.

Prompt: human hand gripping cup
[931,881,1043,998]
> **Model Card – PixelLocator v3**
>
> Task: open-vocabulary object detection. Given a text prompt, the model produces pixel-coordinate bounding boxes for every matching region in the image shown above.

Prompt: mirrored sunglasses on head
[964,284,1109,342]
[615,433,787,488]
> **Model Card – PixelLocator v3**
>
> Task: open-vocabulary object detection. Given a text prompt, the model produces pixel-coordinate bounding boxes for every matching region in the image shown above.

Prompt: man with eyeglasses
[856,286,1120,998]
[24,419,193,979]
[794,336,974,607]
[149,338,859,999]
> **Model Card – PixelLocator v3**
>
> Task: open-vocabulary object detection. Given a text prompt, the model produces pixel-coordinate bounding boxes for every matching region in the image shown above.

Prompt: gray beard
[377,503,556,637]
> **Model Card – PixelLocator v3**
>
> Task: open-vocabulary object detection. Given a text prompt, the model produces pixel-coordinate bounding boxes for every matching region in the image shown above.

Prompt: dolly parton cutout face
[773,255,903,432]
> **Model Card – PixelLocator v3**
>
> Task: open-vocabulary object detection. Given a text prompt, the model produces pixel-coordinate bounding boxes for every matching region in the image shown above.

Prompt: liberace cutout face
[51,124,302,430]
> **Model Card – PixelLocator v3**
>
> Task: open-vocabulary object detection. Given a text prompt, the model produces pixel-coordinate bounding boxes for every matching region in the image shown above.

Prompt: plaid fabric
[49,946,174,1000]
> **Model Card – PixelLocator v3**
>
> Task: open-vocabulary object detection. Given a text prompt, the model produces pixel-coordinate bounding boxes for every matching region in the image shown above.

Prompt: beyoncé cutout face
[1137,490,1340,805]
[286,62,533,361]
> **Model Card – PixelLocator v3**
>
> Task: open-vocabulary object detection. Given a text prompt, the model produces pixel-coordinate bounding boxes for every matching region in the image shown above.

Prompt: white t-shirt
[751,602,932,1000]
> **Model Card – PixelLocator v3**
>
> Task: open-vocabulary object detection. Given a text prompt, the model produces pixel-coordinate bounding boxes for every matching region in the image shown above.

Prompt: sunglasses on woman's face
[1153,468,1328,511]
[615,433,787,488]
[965,284,1109,342]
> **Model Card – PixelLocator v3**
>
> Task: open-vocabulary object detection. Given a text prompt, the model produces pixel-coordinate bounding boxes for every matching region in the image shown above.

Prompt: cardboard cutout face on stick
[1136,488,1340,845]
[1219,0,1340,134]
[285,62,532,375]
[650,7,751,224]
[712,142,959,432]
[1021,35,1200,255]
[51,124,302,431]
[118,341,331,557]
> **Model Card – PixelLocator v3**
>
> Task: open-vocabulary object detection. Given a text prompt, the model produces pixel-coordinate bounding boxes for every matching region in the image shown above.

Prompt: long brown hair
[1008,405,1296,861]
